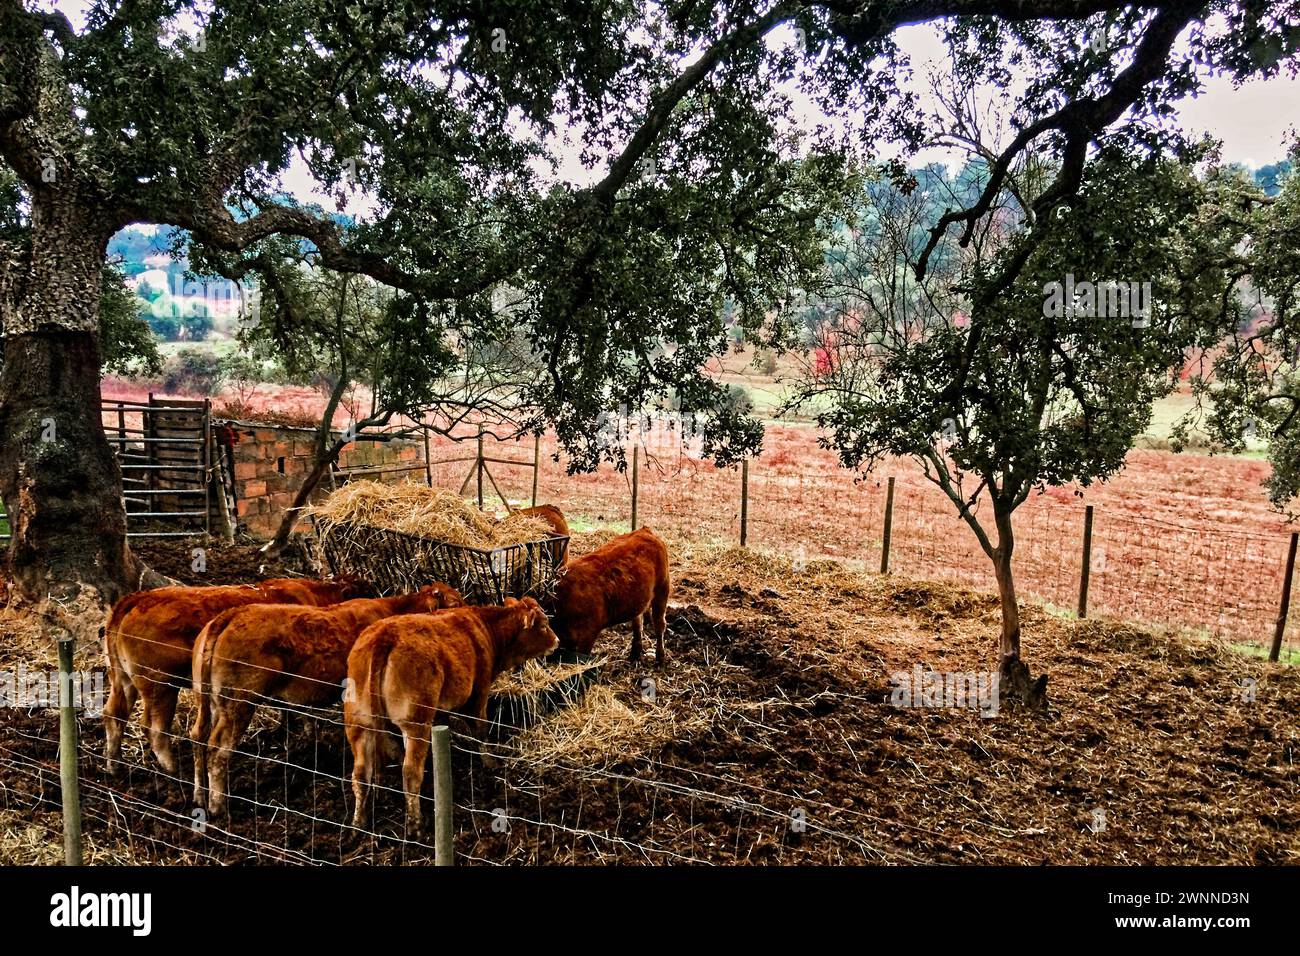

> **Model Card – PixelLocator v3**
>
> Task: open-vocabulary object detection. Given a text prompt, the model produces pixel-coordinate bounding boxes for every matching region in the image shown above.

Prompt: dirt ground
[1,532,1295,865]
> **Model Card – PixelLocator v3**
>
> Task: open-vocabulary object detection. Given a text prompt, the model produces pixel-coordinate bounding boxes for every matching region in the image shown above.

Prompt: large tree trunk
[0,204,142,607]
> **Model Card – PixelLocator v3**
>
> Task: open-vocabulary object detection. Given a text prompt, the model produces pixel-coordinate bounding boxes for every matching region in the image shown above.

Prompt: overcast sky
[892,22,1298,170]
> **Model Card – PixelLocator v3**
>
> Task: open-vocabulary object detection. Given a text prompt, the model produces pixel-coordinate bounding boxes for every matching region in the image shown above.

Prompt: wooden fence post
[431,724,454,866]
[880,476,895,574]
[422,426,433,488]
[531,434,540,507]
[740,459,749,548]
[58,634,83,866]
[1270,531,1298,663]
[1078,505,1094,619]
[630,445,639,532]
[202,398,213,538]
[476,425,484,510]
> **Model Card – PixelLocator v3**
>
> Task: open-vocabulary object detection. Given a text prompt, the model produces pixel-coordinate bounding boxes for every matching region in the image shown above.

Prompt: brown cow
[103,577,371,776]
[345,598,559,834]
[550,527,670,664]
[514,504,570,564]
[190,583,463,814]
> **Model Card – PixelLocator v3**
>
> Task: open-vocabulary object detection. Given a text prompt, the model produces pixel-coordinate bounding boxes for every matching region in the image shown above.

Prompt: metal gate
[0,395,212,541]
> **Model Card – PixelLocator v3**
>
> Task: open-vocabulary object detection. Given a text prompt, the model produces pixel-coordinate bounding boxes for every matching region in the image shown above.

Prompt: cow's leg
[140,679,182,776]
[102,674,138,775]
[346,720,377,829]
[629,614,644,662]
[652,585,668,667]
[397,721,432,837]
[190,694,211,806]
[206,700,254,817]
[464,693,505,770]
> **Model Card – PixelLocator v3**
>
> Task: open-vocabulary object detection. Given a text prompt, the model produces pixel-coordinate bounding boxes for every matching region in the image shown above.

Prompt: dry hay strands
[490,656,605,733]
[509,652,739,767]
[509,684,712,767]
[307,480,554,549]
[490,510,558,548]
[307,481,494,545]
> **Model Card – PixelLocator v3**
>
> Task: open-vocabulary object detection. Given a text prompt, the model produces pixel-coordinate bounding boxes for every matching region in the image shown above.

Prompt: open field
[2,534,1295,865]
[94,368,1300,655]
[426,425,1298,658]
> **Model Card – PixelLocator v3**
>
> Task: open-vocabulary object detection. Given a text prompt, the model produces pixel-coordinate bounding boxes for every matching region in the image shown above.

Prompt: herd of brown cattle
[101,514,669,835]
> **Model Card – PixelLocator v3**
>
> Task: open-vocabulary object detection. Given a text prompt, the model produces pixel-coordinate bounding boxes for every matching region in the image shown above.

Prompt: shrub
[162,349,224,396]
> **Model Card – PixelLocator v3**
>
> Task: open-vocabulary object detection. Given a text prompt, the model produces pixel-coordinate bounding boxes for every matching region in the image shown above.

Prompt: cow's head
[415,582,465,611]
[501,596,559,668]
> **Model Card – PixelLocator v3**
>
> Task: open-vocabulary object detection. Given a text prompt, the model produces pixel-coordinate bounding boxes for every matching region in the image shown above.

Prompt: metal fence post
[740,460,749,548]
[630,445,639,532]
[880,476,895,574]
[1270,531,1298,663]
[431,725,454,866]
[1078,505,1094,619]
[58,634,83,866]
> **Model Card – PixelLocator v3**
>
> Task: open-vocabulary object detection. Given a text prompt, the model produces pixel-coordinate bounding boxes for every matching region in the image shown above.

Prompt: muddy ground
[0,533,1296,865]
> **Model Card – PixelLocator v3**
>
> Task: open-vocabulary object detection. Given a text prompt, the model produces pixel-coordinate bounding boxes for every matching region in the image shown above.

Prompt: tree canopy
[3,0,1300,608]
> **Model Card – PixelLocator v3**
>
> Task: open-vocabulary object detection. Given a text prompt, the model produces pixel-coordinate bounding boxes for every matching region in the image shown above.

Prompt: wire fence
[2,425,1295,865]
[0,615,916,866]
[465,430,1298,657]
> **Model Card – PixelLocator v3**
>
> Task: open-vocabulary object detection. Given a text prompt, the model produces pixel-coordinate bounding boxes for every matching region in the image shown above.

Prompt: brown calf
[102,577,370,775]
[515,504,570,564]
[190,583,463,814]
[550,527,670,664]
[344,598,558,834]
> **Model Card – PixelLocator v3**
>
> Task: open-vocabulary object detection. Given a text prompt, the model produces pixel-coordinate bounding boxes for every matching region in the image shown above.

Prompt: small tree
[792,148,1236,698]
[213,241,544,553]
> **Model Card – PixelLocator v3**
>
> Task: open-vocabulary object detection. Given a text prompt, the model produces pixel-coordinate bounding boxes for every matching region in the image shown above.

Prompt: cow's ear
[503,597,519,606]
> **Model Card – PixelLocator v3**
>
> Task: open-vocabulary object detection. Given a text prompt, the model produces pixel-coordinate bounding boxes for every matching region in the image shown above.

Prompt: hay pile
[494,657,604,697]
[308,481,553,548]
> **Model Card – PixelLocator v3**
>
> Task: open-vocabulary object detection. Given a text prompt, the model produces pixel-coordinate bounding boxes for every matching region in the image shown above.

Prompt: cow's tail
[346,633,397,825]
[103,592,145,694]
[102,594,147,772]
[354,632,396,733]
[190,608,240,804]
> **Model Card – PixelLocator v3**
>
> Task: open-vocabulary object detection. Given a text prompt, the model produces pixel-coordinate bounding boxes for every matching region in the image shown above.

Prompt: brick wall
[216,420,426,540]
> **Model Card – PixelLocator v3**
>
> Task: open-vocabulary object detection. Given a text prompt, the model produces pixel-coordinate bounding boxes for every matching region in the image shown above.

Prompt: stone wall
[215,420,425,540]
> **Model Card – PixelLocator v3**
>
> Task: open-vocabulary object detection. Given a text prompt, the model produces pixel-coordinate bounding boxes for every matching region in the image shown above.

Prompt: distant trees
[98,262,162,378]
[1184,153,1300,510]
